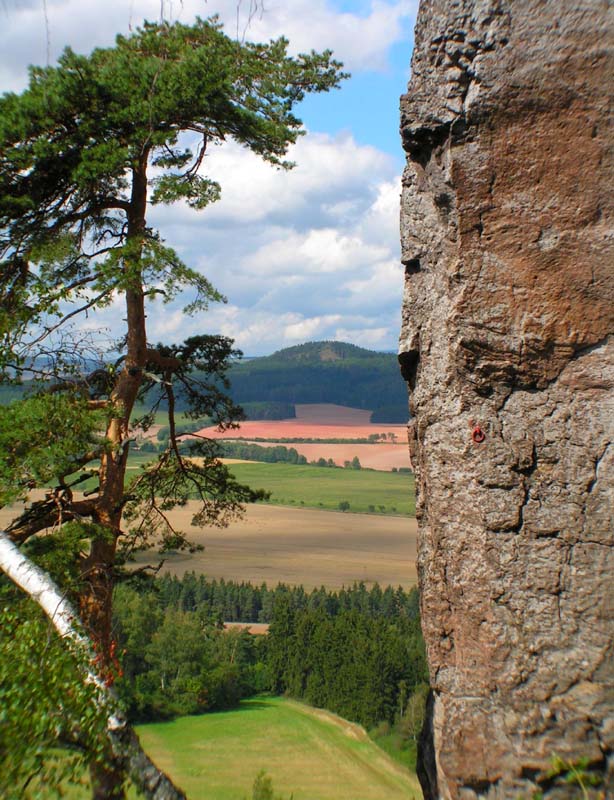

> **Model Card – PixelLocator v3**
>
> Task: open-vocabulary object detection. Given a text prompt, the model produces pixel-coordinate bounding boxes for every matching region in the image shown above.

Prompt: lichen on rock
[399,2,614,798]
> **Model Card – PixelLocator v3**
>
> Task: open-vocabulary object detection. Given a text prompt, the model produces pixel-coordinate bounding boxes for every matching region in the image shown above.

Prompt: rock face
[399,2,614,798]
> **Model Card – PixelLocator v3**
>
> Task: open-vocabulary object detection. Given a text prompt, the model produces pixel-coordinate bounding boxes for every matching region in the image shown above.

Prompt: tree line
[151,572,419,622]
[110,575,428,741]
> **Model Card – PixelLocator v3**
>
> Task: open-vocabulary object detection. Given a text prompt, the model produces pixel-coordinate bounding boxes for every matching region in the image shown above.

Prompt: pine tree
[0,17,346,798]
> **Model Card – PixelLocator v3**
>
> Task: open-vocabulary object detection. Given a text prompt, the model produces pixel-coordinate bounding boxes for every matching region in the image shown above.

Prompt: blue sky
[0,0,417,355]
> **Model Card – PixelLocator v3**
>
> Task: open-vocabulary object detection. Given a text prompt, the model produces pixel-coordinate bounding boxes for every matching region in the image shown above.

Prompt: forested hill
[0,341,410,423]
[228,341,408,422]
[255,341,384,364]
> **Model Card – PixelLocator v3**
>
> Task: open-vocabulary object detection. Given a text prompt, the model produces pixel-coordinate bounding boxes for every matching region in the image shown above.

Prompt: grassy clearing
[135,696,422,800]
[35,696,422,800]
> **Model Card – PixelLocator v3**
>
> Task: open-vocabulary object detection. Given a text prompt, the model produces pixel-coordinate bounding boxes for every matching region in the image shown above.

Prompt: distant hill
[0,341,411,424]
[259,341,381,363]
[228,341,409,423]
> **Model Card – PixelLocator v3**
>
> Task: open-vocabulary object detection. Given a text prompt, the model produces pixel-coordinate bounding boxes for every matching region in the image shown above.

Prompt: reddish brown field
[242,441,411,471]
[294,404,373,423]
[198,403,408,446]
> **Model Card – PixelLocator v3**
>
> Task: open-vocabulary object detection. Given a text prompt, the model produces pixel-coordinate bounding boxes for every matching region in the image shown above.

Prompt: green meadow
[124,457,415,516]
[226,463,415,515]
[43,697,420,799]
[135,697,421,800]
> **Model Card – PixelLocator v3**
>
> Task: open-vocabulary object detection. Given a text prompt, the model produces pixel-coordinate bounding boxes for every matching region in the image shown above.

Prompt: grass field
[224,463,415,516]
[124,456,415,516]
[38,698,421,799]
[135,697,422,800]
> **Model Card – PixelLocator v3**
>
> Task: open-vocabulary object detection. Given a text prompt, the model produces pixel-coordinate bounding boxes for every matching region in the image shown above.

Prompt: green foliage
[241,402,296,421]
[250,770,293,800]
[0,583,108,799]
[267,600,427,731]
[113,583,266,721]
[0,393,103,506]
[539,754,604,799]
[156,416,212,442]
[369,682,429,772]
[24,521,110,602]
[148,571,420,627]
[219,441,307,465]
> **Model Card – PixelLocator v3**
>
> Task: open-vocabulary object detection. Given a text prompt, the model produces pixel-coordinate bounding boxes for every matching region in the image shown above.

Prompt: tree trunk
[81,156,151,799]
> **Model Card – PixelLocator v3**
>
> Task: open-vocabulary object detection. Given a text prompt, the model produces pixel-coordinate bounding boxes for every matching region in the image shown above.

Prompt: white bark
[0,530,187,800]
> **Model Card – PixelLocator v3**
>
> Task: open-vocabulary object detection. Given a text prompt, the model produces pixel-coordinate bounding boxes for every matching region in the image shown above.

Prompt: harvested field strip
[130,502,418,590]
[241,441,411,471]
[1,496,418,591]
[135,696,422,800]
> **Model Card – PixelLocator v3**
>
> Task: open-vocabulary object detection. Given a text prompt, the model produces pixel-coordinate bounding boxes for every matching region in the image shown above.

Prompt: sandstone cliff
[399,2,613,798]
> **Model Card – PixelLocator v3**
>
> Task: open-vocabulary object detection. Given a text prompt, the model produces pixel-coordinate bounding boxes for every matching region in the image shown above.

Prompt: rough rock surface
[399,2,614,798]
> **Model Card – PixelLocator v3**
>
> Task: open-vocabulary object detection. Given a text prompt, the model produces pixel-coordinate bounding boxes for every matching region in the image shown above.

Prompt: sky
[0,0,417,356]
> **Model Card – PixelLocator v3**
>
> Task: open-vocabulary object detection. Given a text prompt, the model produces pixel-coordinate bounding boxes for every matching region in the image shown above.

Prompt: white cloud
[152,131,392,229]
[224,0,413,72]
[140,135,405,353]
[1,1,410,356]
[0,0,415,92]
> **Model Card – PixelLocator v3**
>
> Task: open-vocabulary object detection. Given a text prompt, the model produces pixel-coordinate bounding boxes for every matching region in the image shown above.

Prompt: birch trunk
[0,531,186,800]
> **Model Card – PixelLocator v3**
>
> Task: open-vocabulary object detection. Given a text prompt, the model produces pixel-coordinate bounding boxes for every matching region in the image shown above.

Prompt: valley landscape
[2,1,612,797]
[1,341,422,800]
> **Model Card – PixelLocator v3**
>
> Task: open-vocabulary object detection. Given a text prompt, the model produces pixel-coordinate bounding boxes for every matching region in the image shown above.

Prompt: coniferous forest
[111,574,428,739]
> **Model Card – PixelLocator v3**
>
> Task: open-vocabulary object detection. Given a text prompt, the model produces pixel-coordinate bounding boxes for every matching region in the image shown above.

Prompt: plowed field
[197,404,408,462]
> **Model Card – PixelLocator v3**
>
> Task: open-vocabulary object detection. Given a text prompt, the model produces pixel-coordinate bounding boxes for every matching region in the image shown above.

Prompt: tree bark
[81,155,152,798]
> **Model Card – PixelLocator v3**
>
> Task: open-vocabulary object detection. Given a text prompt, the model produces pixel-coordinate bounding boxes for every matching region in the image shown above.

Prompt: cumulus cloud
[140,131,405,354]
[0,0,415,91]
[0,0,411,355]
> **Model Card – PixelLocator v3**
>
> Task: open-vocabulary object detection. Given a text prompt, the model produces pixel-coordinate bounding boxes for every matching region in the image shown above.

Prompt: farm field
[131,502,418,590]
[1,461,418,589]
[196,403,408,444]
[295,403,374,423]
[226,462,414,514]
[245,441,411,471]
[123,457,415,514]
[198,420,408,441]
[135,696,422,800]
